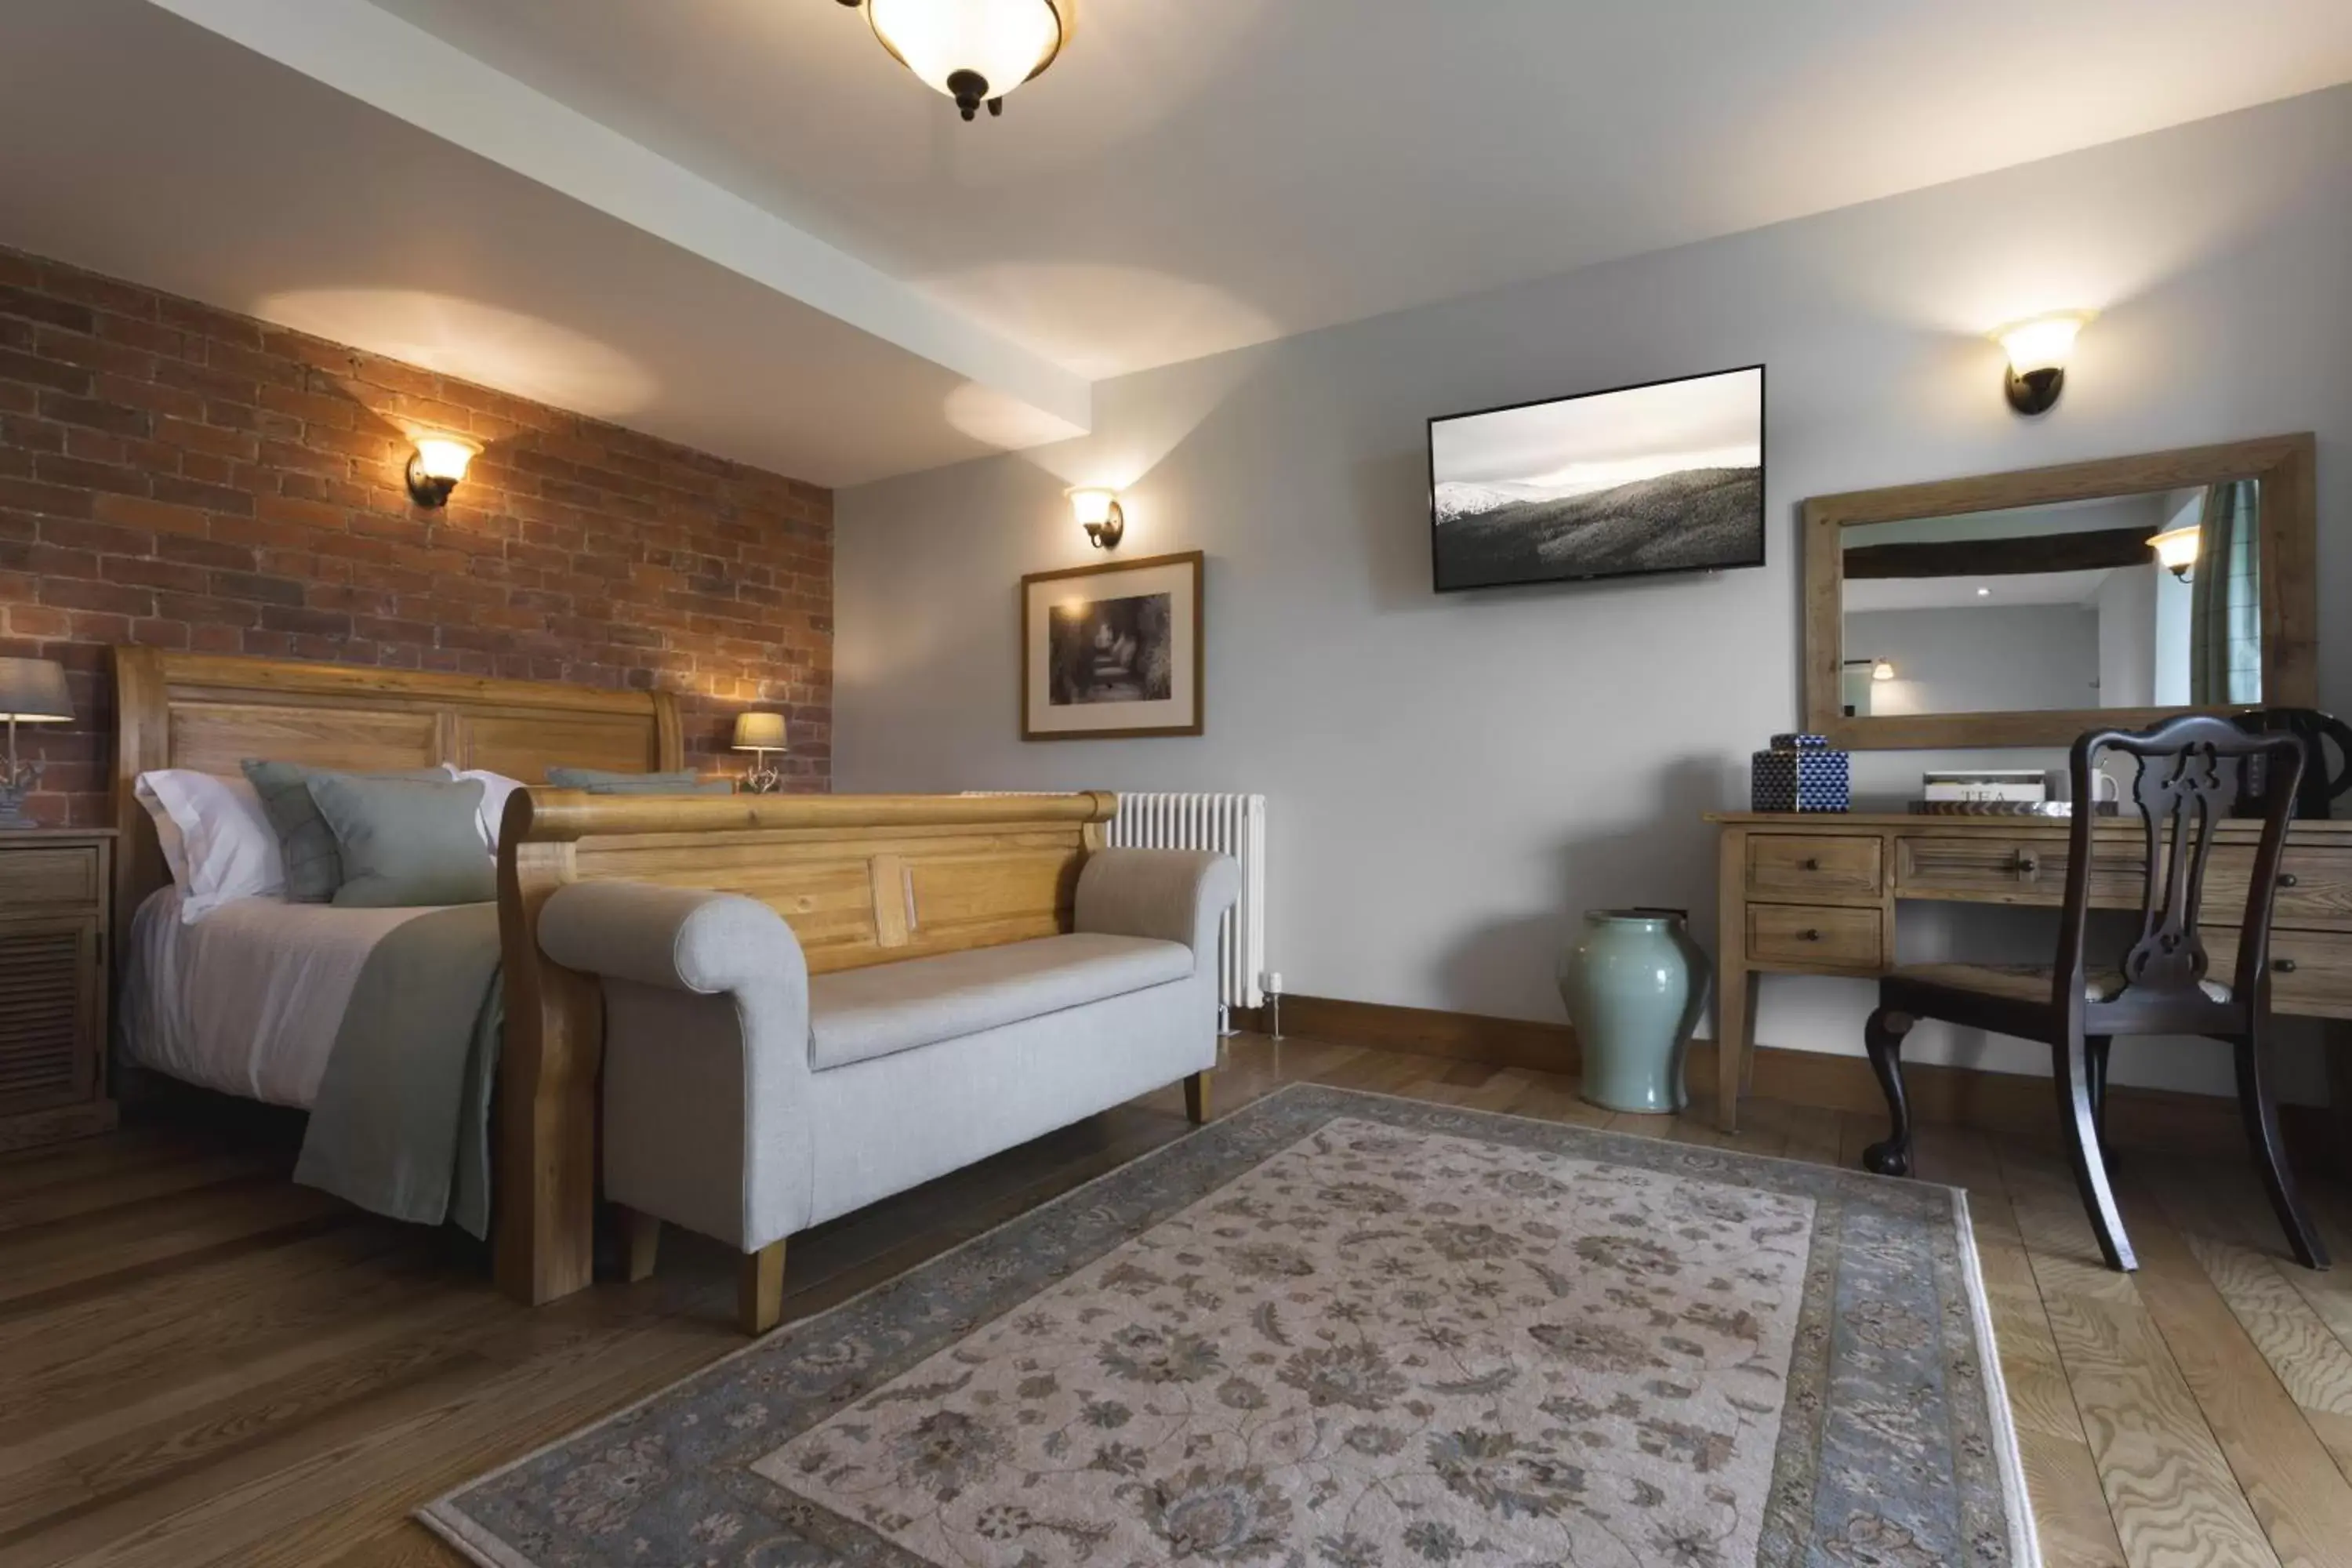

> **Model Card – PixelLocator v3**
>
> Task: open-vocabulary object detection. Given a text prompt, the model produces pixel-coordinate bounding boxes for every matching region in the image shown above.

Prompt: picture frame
[1021,550,1205,741]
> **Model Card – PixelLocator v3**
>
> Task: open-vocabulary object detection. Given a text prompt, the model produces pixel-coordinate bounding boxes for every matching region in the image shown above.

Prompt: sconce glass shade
[1871,660,1896,682]
[2148,524,2201,576]
[1994,314,2088,376]
[1067,488,1118,528]
[1993,312,2090,416]
[0,657,73,722]
[406,434,482,506]
[866,0,1065,119]
[731,711,789,753]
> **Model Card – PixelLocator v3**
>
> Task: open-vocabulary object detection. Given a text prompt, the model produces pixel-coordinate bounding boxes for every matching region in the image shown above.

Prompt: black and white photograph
[1022,551,1204,739]
[1429,365,1765,591]
[1047,592,1173,706]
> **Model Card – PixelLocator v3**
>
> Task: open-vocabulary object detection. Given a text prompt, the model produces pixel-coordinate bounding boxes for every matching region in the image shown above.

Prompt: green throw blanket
[293,903,505,1238]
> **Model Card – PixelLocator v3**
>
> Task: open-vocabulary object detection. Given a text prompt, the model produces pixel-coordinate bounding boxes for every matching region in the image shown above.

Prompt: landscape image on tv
[1429,365,1764,591]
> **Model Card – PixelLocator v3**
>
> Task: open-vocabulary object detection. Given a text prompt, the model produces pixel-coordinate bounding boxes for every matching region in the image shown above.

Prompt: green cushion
[242,760,456,902]
[303,773,495,908]
[545,766,732,796]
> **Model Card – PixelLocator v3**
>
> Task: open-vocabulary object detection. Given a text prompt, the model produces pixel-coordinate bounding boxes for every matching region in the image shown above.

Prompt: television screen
[1428,365,1765,592]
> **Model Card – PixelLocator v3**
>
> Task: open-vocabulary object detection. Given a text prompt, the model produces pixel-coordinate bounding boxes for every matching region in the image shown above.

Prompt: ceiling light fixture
[837,0,1068,122]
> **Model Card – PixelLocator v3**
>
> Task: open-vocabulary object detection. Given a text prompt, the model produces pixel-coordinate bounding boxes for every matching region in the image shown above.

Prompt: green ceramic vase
[1556,908,1712,1115]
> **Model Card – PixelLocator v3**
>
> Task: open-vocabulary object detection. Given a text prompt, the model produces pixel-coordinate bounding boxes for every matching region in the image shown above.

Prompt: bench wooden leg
[619,1206,661,1284]
[1184,1069,1213,1125]
[739,1240,786,1336]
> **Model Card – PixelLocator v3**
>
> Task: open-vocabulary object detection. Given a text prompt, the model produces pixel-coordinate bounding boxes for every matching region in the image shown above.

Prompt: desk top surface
[1708,811,2352,838]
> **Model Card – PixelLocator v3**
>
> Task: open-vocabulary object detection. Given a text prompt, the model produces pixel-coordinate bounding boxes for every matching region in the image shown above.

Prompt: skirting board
[1255,993,2340,1174]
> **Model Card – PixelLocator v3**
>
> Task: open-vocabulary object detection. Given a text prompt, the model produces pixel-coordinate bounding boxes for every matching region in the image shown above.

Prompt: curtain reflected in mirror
[2189,479,2259,705]
[1838,481,2267,719]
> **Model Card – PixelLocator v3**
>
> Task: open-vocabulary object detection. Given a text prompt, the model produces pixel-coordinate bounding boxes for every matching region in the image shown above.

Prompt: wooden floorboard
[2,1032,2345,1567]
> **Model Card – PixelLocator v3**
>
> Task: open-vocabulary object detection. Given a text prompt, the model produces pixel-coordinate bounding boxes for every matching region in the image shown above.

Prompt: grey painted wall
[835,85,2352,1099]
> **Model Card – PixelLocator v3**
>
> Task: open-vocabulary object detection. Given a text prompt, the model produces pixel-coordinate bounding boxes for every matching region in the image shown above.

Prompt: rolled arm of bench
[1075,848,1240,964]
[539,881,807,996]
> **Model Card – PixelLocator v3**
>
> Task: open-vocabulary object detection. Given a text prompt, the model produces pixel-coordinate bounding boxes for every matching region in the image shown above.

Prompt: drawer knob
[1799,927,1822,942]
[1801,857,1821,872]
[2275,957,2299,975]
[2278,873,2300,888]
[2015,853,2040,876]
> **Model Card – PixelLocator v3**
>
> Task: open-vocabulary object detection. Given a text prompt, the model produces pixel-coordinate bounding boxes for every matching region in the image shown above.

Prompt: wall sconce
[1992,313,2090,416]
[406,434,482,507]
[1067,487,1125,550]
[731,711,788,794]
[1871,659,1896,682]
[2147,524,2200,582]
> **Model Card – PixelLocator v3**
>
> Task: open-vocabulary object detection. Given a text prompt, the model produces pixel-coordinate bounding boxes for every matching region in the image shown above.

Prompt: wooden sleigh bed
[112,648,1117,1308]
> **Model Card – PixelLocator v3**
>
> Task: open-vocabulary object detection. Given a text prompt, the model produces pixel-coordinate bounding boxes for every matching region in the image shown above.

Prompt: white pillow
[456,769,526,851]
[135,770,286,921]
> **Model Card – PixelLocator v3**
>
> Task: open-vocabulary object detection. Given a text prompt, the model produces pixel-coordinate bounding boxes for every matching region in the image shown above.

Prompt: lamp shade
[731,711,788,752]
[412,434,481,484]
[0,658,72,722]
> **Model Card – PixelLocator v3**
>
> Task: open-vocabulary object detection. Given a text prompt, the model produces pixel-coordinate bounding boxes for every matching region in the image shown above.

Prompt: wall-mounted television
[1428,365,1766,593]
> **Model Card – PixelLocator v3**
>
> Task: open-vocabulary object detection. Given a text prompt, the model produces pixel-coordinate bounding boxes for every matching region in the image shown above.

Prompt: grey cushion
[808,933,1195,1071]
[304,773,494,908]
[242,760,452,902]
[546,766,731,796]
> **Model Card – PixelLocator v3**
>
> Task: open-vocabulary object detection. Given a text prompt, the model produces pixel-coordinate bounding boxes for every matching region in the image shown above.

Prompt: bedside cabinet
[0,830,116,1152]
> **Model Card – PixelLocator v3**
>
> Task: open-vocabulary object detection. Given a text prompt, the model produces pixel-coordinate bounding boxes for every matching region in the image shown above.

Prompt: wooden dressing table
[1707,810,2352,1133]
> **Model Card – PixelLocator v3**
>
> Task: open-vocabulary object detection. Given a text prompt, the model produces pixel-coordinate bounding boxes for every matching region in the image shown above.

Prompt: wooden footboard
[492,789,1116,1305]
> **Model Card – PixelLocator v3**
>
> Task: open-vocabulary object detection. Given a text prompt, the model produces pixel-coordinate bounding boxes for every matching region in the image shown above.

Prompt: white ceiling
[5,0,2350,484]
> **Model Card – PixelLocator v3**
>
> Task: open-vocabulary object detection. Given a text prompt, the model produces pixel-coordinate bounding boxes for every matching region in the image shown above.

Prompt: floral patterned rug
[423,1086,2038,1567]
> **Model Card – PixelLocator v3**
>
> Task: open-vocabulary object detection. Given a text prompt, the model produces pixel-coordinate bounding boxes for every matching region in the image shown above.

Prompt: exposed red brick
[0,245,833,826]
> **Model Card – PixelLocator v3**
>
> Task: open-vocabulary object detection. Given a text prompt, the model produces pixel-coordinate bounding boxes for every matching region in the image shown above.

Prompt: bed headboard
[111,646,681,952]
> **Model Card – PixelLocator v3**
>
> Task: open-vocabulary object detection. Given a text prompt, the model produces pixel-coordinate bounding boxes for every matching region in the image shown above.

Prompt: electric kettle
[2232,708,2352,820]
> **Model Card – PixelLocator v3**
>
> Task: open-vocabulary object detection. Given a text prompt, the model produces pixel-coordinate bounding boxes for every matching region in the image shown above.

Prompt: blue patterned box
[1752,737,1850,812]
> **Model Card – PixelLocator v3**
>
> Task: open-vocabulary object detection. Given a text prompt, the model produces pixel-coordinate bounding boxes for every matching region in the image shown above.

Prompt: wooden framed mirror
[1803,434,2318,749]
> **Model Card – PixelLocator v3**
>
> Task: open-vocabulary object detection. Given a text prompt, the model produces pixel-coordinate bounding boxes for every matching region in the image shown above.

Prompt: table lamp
[731,711,788,795]
[0,657,73,829]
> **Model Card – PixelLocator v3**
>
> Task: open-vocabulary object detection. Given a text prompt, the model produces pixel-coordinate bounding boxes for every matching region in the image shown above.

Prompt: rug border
[419,1081,2045,1567]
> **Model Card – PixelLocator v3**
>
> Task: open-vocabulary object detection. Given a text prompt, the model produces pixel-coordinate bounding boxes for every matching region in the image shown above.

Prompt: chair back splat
[2055,714,2305,1018]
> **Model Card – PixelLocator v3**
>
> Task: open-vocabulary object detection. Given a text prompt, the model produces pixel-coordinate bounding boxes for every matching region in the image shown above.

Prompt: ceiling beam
[140,0,1094,437]
[1844,525,2158,579]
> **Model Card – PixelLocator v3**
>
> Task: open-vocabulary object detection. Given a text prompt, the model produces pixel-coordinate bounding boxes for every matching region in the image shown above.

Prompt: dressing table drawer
[2202,848,2352,931]
[1747,904,1883,968]
[1745,834,1882,901]
[1893,835,2141,902]
[2197,926,2352,1014]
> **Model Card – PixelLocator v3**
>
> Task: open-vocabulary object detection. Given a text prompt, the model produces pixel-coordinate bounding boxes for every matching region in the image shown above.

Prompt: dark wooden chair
[1860,713,2327,1273]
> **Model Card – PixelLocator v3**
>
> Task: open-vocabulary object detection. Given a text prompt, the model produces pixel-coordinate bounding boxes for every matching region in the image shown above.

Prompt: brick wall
[0,247,832,826]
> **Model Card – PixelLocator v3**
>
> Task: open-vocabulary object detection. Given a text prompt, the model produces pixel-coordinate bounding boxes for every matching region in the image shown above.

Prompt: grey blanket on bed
[293,902,505,1239]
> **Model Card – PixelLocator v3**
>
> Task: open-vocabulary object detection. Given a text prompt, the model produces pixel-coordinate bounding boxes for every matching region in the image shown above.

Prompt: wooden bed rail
[491,789,1119,1306]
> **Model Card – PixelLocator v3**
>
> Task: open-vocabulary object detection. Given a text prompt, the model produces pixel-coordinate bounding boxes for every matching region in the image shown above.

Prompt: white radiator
[967,791,1269,1014]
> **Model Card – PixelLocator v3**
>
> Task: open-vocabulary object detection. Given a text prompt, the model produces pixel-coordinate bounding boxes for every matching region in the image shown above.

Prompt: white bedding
[122,887,439,1108]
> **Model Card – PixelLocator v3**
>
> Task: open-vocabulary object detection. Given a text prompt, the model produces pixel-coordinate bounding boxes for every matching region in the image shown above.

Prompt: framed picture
[1022,550,1204,741]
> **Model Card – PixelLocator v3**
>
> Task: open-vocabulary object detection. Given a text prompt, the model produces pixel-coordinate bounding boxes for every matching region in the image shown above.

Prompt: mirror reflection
[1839,480,2263,718]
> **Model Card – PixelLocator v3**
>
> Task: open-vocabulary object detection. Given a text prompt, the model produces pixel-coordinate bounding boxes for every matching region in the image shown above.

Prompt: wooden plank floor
[5,1033,2349,1567]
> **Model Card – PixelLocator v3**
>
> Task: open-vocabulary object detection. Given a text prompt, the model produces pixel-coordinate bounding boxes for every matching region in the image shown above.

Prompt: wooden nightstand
[0,829,116,1152]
